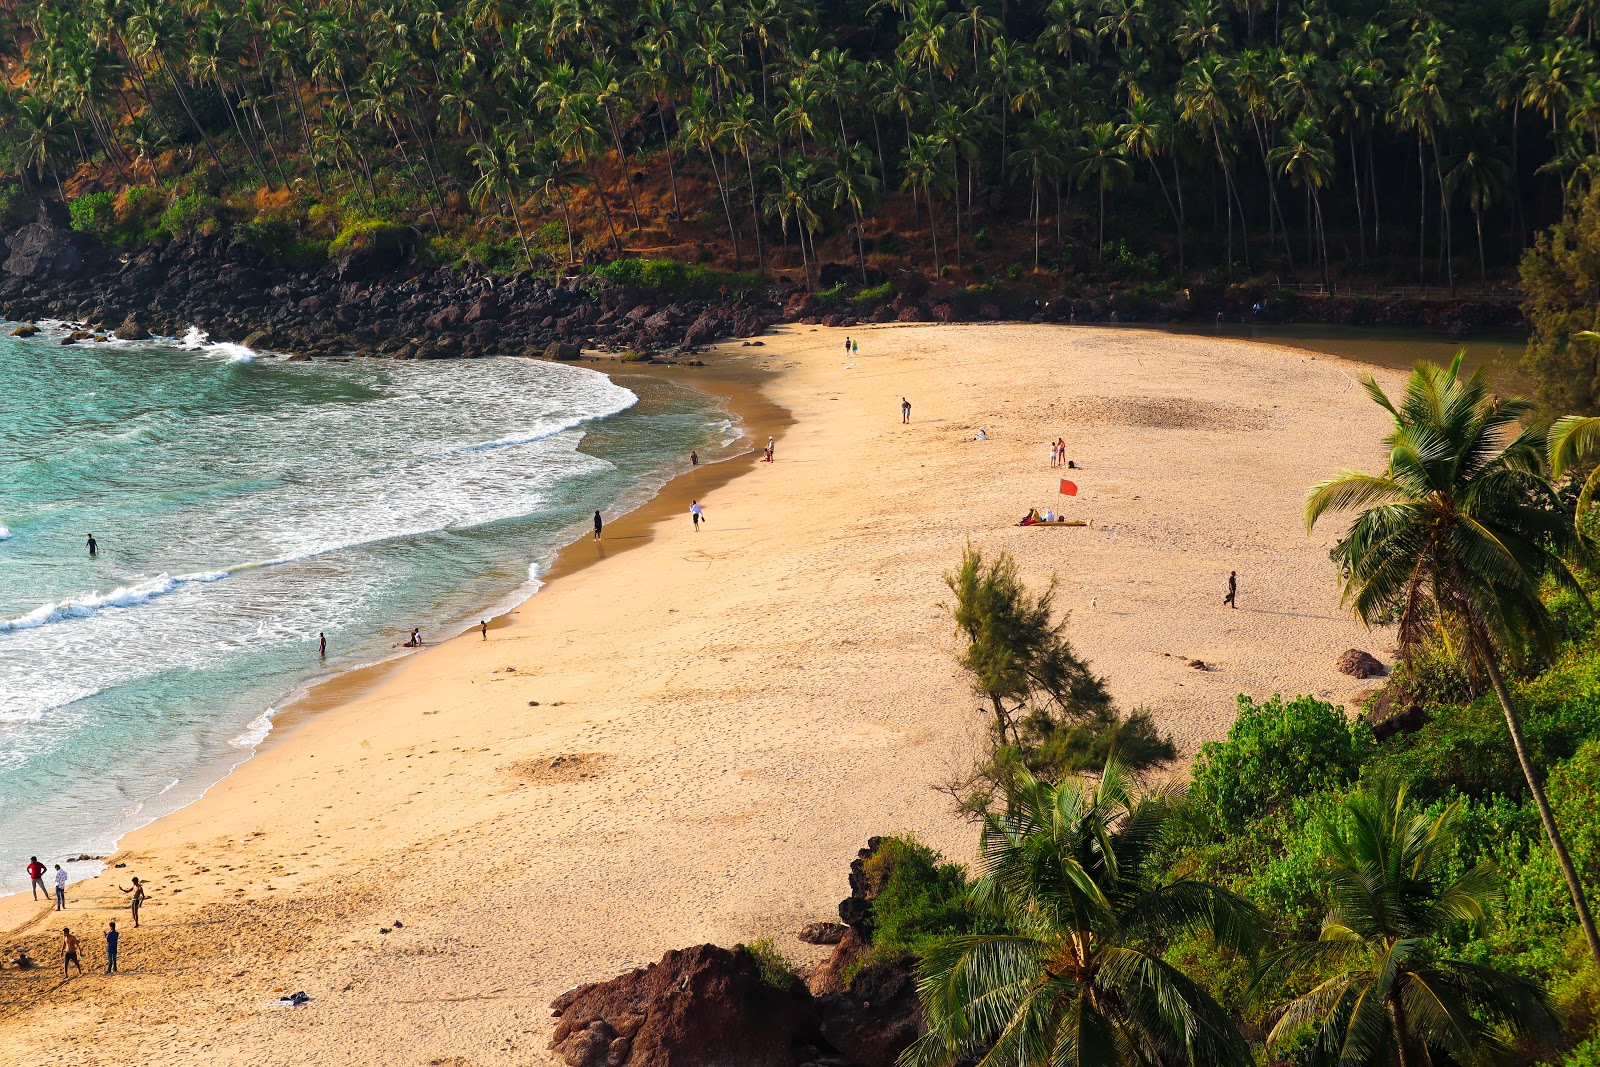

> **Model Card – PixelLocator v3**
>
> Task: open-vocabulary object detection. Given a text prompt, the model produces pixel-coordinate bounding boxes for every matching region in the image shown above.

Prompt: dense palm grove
[0,0,1597,287]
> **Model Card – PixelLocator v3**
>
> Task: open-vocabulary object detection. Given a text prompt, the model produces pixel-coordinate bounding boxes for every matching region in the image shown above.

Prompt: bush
[69,191,116,238]
[858,836,970,967]
[744,937,802,991]
[159,192,222,238]
[238,218,327,268]
[1188,694,1373,836]
[329,219,412,259]
[585,257,756,295]
[853,280,893,304]
[1521,181,1600,413]
[115,185,163,226]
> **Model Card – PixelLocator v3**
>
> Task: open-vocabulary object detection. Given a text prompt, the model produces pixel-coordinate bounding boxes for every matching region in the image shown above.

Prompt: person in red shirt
[27,857,47,900]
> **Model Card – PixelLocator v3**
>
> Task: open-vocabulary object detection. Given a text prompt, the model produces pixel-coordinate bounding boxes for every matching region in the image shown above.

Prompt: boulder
[816,958,924,1067]
[546,341,583,360]
[463,291,501,324]
[895,305,927,323]
[3,215,83,280]
[549,944,819,1067]
[114,314,150,341]
[1335,649,1386,679]
[797,923,850,947]
[684,311,726,348]
[805,928,868,998]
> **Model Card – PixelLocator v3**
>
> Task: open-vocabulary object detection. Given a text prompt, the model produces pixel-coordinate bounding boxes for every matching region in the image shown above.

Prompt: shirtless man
[61,928,84,978]
[120,877,145,928]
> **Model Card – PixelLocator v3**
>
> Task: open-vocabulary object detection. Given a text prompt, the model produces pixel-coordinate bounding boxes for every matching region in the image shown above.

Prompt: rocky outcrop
[549,944,820,1067]
[0,209,780,361]
[2,205,90,281]
[1335,649,1387,678]
[816,959,924,1067]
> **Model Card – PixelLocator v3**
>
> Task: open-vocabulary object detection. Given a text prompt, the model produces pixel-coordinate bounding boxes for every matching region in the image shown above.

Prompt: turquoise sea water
[0,325,737,892]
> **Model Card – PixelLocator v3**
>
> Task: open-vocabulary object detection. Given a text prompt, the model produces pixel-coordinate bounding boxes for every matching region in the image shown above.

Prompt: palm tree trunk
[1349,128,1366,266]
[1477,632,1600,971]
[601,102,643,230]
[657,106,681,217]
[742,147,765,274]
[1476,206,1487,287]
[703,141,741,267]
[584,153,622,252]
[1417,133,1427,285]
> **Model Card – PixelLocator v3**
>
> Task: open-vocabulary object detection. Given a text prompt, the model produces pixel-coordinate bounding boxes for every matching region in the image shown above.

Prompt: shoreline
[254,358,791,757]
[0,351,786,923]
[0,322,1402,1065]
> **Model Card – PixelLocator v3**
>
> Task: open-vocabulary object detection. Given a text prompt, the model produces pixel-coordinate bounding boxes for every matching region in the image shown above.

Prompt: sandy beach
[1,323,1398,1065]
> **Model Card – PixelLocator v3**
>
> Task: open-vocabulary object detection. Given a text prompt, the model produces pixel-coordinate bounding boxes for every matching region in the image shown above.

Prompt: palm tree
[528,137,588,266]
[825,141,881,283]
[1259,776,1559,1067]
[1269,114,1335,286]
[1306,355,1600,972]
[469,130,533,268]
[718,92,768,274]
[903,763,1258,1067]
[1070,122,1129,254]
[1118,98,1183,274]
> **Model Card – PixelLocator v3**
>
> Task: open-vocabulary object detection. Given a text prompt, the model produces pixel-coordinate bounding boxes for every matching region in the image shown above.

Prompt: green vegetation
[0,0,1594,289]
[906,764,1259,1067]
[582,257,756,294]
[743,937,803,991]
[851,836,971,972]
[1307,354,1600,969]
[885,358,1600,1064]
[941,546,1175,814]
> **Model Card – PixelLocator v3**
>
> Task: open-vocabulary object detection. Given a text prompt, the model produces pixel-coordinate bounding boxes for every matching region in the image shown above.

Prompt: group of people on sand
[25,857,144,978]
[1049,438,1074,469]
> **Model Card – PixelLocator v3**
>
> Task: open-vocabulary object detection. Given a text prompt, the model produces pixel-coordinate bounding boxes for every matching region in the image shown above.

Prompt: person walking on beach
[593,510,603,541]
[53,864,66,911]
[691,500,705,531]
[901,397,911,424]
[61,928,83,979]
[318,632,327,659]
[104,921,119,974]
[86,533,97,557]
[27,857,46,900]
[844,336,851,354]
[766,435,775,460]
[690,449,699,466]
[1223,571,1237,609]
[120,877,145,928]
[480,620,488,640]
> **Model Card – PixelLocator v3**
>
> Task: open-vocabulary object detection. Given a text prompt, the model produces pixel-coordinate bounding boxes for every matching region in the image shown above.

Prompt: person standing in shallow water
[593,510,603,541]
[318,632,326,659]
[1223,571,1237,609]
[86,533,97,557]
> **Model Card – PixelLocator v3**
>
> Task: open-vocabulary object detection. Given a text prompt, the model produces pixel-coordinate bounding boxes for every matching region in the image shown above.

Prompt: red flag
[1060,480,1078,496]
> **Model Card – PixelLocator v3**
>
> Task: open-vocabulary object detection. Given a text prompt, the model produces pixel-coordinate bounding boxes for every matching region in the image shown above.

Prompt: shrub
[159,192,222,237]
[858,835,970,967]
[329,219,413,260]
[238,218,327,268]
[853,280,893,304]
[69,191,116,238]
[1188,694,1373,836]
[815,281,849,304]
[115,185,163,225]
[585,257,756,295]
[744,937,802,991]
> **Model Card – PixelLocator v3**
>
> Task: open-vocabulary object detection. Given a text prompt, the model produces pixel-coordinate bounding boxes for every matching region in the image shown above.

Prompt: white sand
[0,324,1397,1065]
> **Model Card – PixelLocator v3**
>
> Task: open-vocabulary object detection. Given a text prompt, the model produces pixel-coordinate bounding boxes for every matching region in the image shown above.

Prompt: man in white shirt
[53,864,67,911]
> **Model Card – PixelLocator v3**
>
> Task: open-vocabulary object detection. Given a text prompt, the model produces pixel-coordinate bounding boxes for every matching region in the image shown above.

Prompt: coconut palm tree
[468,129,533,268]
[1259,775,1559,1067]
[825,141,880,282]
[1306,354,1600,972]
[903,763,1258,1067]
[1070,121,1129,255]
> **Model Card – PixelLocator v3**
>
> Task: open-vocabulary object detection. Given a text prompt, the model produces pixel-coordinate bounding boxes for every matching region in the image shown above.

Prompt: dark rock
[1335,649,1386,679]
[816,958,924,1067]
[1360,681,1426,741]
[895,305,926,323]
[546,342,583,360]
[10,324,38,338]
[805,928,868,998]
[549,944,819,1067]
[797,923,850,946]
[3,217,83,280]
[114,313,150,341]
